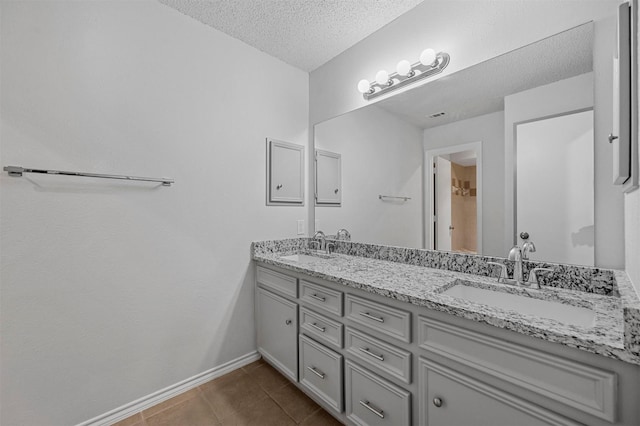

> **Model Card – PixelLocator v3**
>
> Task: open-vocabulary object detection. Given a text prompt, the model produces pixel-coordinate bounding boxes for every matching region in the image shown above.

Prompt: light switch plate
[297,220,304,235]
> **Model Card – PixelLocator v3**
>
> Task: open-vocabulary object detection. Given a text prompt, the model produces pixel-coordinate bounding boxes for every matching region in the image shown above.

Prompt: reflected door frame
[424,141,483,253]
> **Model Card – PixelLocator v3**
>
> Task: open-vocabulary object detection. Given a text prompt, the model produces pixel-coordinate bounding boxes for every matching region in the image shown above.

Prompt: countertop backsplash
[252,238,618,296]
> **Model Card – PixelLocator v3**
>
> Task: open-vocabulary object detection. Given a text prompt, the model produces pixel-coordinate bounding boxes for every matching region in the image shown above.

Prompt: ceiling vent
[428,112,446,118]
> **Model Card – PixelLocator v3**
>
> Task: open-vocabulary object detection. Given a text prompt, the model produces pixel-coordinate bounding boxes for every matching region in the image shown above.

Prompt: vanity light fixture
[357,48,450,100]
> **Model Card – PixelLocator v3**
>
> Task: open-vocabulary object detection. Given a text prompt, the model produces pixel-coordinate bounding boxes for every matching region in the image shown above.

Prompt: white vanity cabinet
[255,263,640,426]
[255,267,299,381]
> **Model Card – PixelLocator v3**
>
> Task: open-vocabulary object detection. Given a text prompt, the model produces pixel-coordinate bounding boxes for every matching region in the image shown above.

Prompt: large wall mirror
[313,20,625,268]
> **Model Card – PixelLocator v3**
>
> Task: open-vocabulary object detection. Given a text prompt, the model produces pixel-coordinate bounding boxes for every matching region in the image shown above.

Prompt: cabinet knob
[276,184,283,190]
[334,189,339,194]
[608,134,619,143]
[285,319,292,325]
[433,397,443,408]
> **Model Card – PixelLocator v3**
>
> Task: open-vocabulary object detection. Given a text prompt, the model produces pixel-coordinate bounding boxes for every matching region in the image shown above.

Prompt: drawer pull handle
[309,323,326,332]
[359,311,384,323]
[307,366,325,379]
[285,319,292,325]
[433,397,443,408]
[309,293,326,302]
[359,347,384,361]
[359,400,385,418]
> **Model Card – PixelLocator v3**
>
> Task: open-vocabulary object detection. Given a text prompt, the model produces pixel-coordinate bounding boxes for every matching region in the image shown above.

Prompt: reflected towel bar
[3,165,174,186]
[379,195,411,201]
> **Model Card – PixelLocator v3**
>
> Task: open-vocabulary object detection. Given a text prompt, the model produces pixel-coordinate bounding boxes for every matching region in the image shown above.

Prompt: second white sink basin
[280,253,331,263]
[442,282,596,328]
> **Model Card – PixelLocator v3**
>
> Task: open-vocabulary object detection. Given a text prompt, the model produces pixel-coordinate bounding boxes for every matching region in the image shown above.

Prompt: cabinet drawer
[345,360,411,426]
[256,287,298,381]
[345,294,411,343]
[346,327,411,384]
[301,307,343,349]
[257,266,297,298]
[419,358,579,426]
[418,316,616,422]
[300,280,343,316]
[299,334,343,413]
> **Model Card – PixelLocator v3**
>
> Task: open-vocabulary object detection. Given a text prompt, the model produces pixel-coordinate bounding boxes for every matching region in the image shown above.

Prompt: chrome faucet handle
[487,262,508,283]
[522,241,536,260]
[527,267,554,289]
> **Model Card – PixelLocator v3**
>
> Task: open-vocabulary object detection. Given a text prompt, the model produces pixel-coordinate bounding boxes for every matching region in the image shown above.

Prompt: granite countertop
[253,248,640,366]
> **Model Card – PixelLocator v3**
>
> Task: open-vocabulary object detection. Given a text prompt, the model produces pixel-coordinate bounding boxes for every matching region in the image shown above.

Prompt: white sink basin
[442,283,596,328]
[279,253,331,263]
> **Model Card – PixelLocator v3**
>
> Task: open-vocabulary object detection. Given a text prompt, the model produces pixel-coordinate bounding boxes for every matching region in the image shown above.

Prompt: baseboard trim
[77,351,261,426]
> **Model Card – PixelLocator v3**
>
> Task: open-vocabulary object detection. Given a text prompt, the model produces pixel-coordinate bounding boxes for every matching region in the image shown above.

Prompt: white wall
[504,72,625,269]
[0,2,308,425]
[314,106,423,247]
[423,111,505,257]
[310,0,619,125]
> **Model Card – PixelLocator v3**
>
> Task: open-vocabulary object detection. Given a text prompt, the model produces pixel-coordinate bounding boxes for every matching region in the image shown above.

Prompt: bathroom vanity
[253,239,640,426]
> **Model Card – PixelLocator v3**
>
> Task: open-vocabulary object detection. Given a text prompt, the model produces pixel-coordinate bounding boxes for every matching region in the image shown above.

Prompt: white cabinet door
[256,287,298,381]
[267,139,304,205]
[299,334,343,413]
[315,149,341,205]
[419,358,579,426]
[345,360,411,426]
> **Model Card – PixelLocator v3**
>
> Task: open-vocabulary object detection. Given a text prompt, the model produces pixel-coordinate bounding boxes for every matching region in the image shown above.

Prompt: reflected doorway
[425,142,483,254]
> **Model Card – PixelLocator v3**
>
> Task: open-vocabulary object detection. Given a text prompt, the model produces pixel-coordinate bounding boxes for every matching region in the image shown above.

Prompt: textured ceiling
[375,23,594,129]
[158,0,423,72]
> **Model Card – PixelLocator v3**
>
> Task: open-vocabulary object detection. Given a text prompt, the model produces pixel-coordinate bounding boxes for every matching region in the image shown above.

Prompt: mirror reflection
[314,21,624,267]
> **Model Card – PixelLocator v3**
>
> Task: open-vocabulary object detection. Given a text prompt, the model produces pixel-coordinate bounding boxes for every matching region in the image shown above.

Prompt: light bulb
[396,60,412,76]
[375,70,389,85]
[357,79,371,94]
[420,48,436,66]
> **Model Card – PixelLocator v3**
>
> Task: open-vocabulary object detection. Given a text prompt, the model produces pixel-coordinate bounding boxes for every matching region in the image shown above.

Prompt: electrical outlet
[297,220,304,235]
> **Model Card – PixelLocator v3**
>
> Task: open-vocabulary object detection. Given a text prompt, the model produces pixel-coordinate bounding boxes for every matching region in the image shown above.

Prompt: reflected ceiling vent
[428,112,446,118]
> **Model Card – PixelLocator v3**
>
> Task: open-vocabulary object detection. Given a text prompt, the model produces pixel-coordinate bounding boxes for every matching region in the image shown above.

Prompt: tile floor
[112,359,344,426]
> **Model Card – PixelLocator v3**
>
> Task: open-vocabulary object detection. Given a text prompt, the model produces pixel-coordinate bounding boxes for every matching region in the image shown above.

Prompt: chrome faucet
[487,233,554,288]
[508,245,524,285]
[311,230,326,252]
[336,228,351,241]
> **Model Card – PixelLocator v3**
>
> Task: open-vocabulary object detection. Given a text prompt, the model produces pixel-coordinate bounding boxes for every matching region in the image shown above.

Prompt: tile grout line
[265,392,299,425]
[195,386,223,425]
[296,406,323,425]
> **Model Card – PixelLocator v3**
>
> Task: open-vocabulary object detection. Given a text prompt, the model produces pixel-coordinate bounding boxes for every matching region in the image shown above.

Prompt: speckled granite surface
[252,238,640,365]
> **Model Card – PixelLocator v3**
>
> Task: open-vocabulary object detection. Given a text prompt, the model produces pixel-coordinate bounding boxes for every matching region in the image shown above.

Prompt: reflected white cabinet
[267,138,304,205]
[256,286,298,381]
[315,149,341,205]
